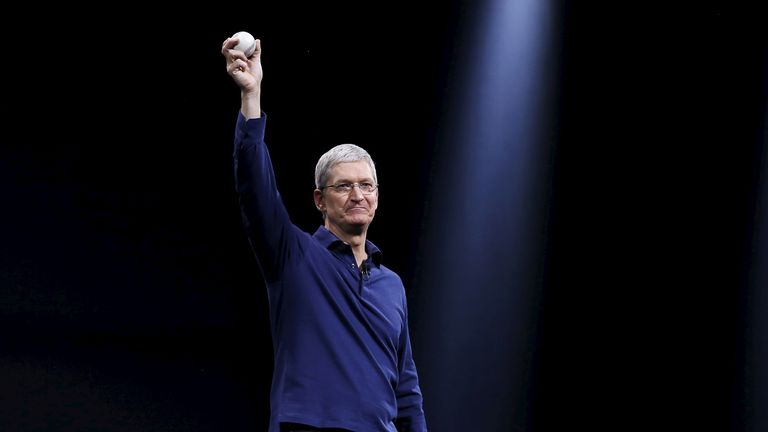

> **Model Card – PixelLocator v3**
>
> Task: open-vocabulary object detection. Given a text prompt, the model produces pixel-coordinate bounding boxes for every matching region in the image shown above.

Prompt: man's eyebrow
[332,177,374,183]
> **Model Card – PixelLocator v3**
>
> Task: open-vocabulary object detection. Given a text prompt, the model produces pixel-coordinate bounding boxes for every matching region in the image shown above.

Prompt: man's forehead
[329,161,373,178]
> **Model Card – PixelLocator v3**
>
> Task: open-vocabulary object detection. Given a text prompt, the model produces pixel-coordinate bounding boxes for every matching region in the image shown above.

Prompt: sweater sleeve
[233,112,298,283]
[394,299,428,431]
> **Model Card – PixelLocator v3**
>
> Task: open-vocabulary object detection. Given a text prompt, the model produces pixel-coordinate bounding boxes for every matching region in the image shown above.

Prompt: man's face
[314,161,378,236]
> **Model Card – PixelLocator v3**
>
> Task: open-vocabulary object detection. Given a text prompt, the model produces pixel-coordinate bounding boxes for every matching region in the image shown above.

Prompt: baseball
[231,31,257,57]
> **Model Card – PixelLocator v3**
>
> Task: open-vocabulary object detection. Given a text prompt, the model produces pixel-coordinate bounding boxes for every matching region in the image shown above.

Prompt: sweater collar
[313,226,383,266]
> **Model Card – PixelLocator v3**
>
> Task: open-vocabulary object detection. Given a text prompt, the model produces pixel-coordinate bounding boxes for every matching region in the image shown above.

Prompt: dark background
[2,2,767,431]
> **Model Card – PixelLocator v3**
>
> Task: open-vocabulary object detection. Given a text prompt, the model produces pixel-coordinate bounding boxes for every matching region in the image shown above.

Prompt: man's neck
[326,224,368,266]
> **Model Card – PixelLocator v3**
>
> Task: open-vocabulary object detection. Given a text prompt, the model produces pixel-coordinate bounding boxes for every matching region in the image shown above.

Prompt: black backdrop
[2,2,767,431]
[2,4,458,431]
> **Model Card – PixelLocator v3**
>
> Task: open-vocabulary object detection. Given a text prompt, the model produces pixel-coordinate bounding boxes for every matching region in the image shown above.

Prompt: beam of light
[414,0,557,430]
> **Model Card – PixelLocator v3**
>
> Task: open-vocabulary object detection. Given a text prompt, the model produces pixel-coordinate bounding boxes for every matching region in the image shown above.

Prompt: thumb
[252,39,262,59]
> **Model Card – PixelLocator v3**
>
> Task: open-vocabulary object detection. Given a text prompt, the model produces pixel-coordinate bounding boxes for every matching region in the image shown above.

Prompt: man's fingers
[221,37,247,59]
[222,48,249,65]
[223,37,239,49]
[231,58,248,72]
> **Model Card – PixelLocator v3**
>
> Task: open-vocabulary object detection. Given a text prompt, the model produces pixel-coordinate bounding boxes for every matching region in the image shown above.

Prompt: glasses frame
[318,182,379,194]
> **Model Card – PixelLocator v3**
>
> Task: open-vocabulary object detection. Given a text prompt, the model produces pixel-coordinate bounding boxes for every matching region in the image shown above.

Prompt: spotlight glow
[415,0,557,430]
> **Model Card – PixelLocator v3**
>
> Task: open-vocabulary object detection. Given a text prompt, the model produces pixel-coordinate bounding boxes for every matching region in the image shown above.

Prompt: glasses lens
[327,183,377,193]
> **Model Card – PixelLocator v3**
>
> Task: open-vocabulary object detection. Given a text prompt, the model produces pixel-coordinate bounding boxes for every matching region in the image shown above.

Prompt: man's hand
[222,35,263,95]
[222,34,262,118]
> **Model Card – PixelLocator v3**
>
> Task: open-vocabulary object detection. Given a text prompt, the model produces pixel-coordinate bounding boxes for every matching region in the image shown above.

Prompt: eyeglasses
[319,182,379,194]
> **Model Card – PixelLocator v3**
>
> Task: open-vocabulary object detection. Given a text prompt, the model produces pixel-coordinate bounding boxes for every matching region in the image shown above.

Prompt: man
[221,35,427,432]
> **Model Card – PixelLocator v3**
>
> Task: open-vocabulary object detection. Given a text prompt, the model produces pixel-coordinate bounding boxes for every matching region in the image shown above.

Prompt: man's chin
[344,218,370,234]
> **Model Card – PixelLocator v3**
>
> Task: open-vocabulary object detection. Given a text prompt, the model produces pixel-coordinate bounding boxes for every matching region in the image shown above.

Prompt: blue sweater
[233,113,427,432]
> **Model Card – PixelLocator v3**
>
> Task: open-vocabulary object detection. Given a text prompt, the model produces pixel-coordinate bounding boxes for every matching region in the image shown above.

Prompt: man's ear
[313,189,324,211]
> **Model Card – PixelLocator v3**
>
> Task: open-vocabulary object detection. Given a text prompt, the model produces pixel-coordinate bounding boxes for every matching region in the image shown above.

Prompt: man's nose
[349,186,365,200]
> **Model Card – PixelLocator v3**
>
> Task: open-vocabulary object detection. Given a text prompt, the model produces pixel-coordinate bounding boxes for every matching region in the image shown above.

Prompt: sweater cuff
[235,111,267,152]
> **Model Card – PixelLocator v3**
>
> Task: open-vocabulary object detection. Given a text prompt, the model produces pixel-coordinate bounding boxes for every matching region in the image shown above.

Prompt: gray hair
[314,143,378,189]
